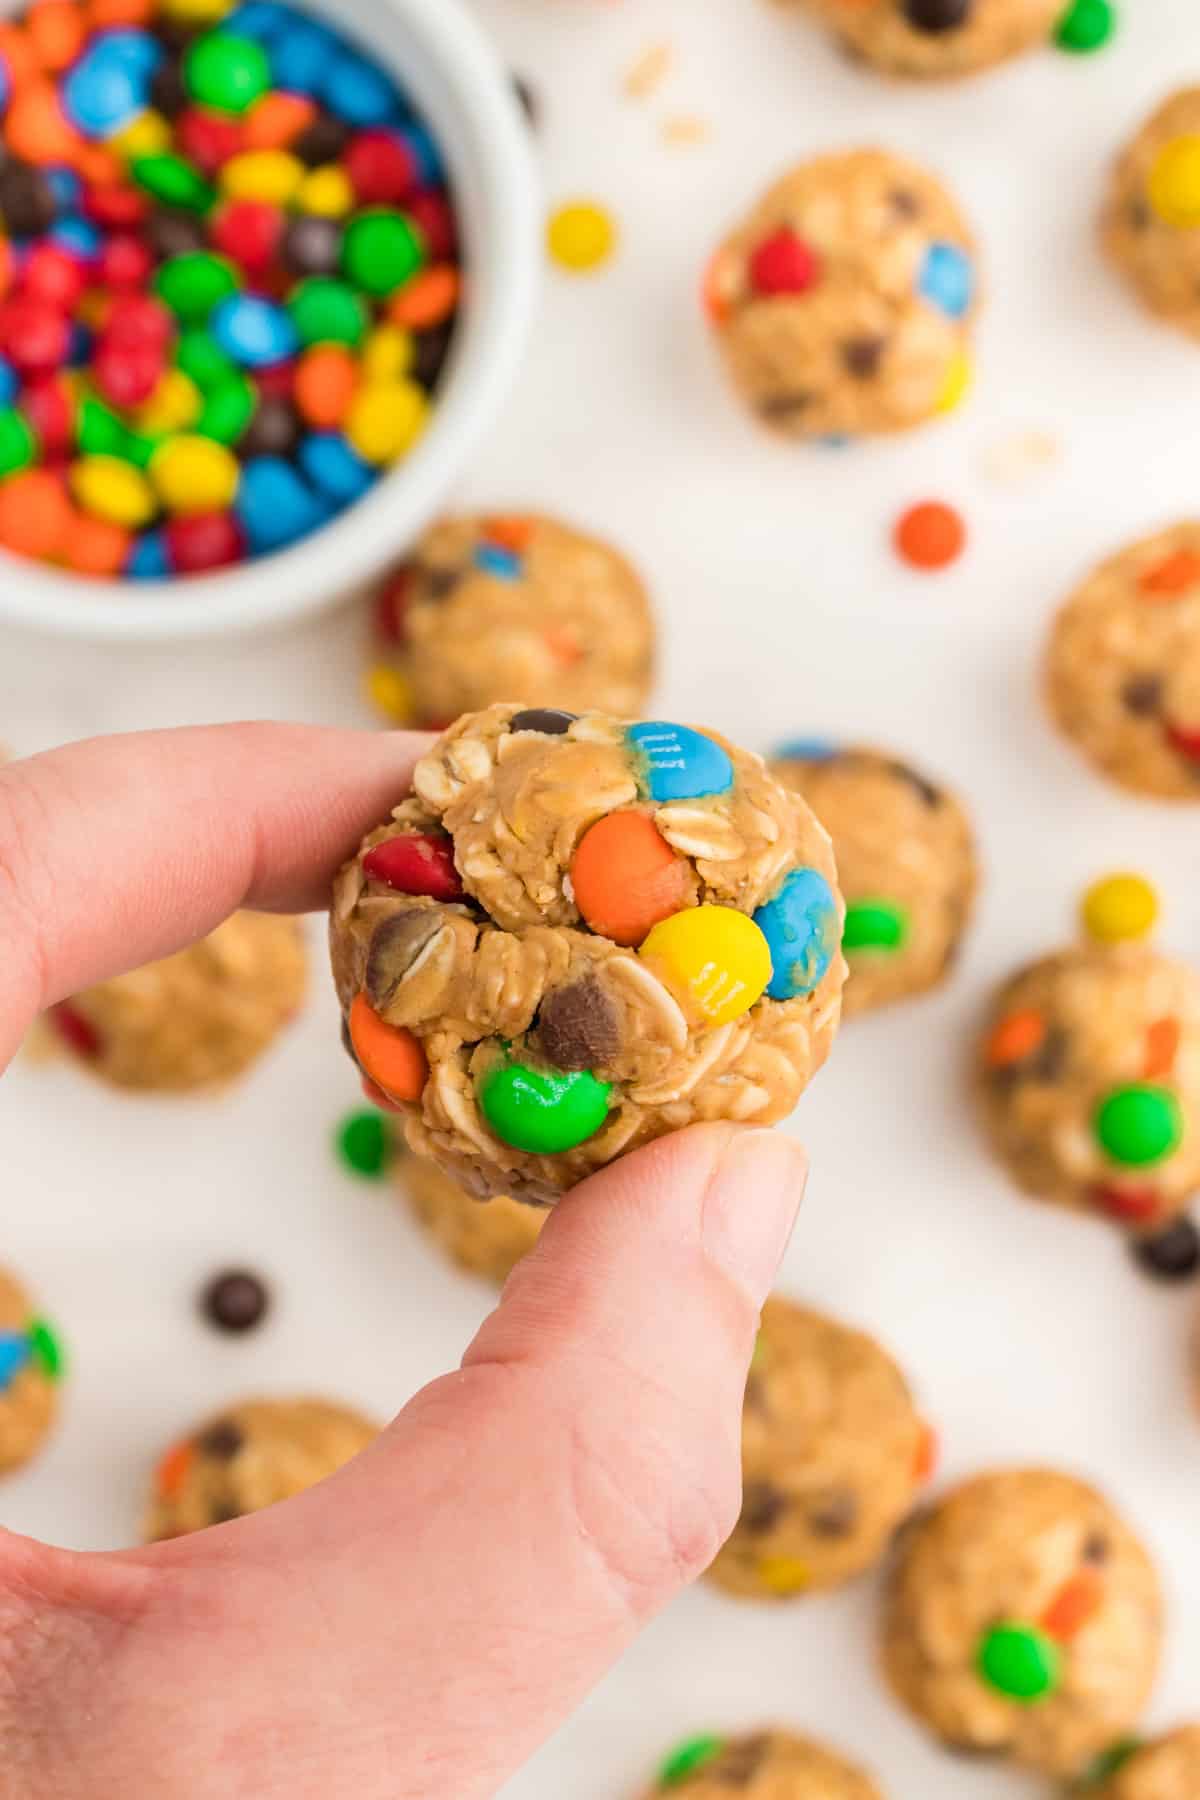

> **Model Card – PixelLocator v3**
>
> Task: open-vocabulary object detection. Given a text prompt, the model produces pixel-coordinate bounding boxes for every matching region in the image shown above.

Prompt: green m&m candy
[842,898,908,954]
[0,408,36,478]
[196,375,256,446]
[478,1052,612,1155]
[976,1621,1061,1703]
[155,252,241,325]
[1055,0,1116,53]
[132,154,216,215]
[337,1109,393,1180]
[28,1318,64,1382]
[657,1736,726,1789]
[342,209,425,298]
[185,32,271,115]
[288,277,369,348]
[1093,1085,1183,1167]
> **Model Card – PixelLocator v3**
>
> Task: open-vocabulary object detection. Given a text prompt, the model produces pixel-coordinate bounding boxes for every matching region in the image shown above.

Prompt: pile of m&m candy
[0,0,460,580]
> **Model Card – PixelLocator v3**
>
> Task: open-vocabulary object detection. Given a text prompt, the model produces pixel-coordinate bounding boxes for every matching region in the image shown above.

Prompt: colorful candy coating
[27,1317,63,1380]
[749,227,820,296]
[1093,1085,1183,1167]
[477,1053,612,1155]
[985,1008,1046,1067]
[627,721,734,803]
[754,868,841,999]
[546,199,616,272]
[640,905,772,1027]
[918,242,974,319]
[288,273,367,345]
[1148,136,1200,228]
[150,433,239,512]
[362,832,464,902]
[842,898,908,954]
[155,249,240,321]
[755,1555,812,1595]
[1081,873,1159,945]
[348,992,428,1101]
[0,1331,31,1391]
[184,32,271,116]
[571,811,691,947]
[657,1737,726,1789]
[1040,1568,1104,1643]
[894,500,967,570]
[976,1622,1061,1703]
[70,453,156,526]
[344,377,426,463]
[336,1107,392,1179]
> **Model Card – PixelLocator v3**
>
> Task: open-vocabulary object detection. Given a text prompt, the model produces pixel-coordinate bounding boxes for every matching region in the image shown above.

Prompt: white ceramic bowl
[0,0,539,640]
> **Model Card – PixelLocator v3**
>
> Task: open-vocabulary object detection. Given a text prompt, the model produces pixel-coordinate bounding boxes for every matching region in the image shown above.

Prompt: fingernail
[701,1128,808,1305]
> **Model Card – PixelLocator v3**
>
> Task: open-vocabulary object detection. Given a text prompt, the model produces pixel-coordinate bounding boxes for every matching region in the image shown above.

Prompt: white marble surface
[2,1,1200,1794]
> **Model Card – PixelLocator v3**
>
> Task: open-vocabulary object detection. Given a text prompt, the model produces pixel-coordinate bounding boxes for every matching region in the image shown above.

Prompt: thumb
[1,1123,805,1800]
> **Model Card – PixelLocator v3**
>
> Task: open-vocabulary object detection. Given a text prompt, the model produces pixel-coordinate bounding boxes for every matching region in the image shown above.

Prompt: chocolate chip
[149,55,188,118]
[710,1736,769,1787]
[239,398,302,460]
[887,759,942,808]
[197,1421,245,1461]
[758,392,814,420]
[1121,673,1164,717]
[158,16,203,48]
[889,188,922,219]
[1081,1531,1110,1565]
[842,336,886,379]
[808,1488,860,1538]
[0,162,57,237]
[1128,197,1151,232]
[512,73,538,129]
[1132,1217,1200,1282]
[365,908,447,1012]
[201,1271,269,1335]
[421,566,463,600]
[535,976,621,1072]
[148,208,208,260]
[510,709,577,735]
[903,0,971,30]
[1028,1027,1068,1082]
[739,1482,787,1535]
[283,213,344,277]
[293,113,352,167]
[411,322,455,391]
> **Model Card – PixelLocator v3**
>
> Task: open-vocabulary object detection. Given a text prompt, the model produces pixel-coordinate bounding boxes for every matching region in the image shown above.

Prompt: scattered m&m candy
[640,904,773,1028]
[1081,873,1159,944]
[478,1051,612,1155]
[976,1622,1062,1703]
[627,720,734,804]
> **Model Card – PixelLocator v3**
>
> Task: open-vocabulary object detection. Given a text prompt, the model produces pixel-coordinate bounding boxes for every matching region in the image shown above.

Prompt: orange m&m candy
[27,1,87,74]
[5,79,81,165]
[0,24,39,89]
[894,499,967,571]
[243,91,316,151]
[88,0,158,23]
[156,1440,194,1501]
[62,514,131,576]
[388,264,460,331]
[1040,1567,1104,1643]
[348,993,428,1102]
[0,469,73,561]
[985,1008,1045,1068]
[571,809,691,947]
[294,344,358,429]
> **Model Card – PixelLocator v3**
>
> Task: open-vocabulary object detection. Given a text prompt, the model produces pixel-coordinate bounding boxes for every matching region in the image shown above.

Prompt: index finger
[0,722,427,1071]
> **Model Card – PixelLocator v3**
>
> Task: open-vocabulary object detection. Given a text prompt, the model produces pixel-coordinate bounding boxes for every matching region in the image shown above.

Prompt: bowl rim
[0,0,540,642]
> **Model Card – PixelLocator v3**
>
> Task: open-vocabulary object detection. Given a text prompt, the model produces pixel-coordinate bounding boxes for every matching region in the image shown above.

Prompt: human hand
[0,724,807,1800]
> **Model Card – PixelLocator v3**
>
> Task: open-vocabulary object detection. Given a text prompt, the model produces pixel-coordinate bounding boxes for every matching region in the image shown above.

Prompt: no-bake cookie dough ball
[367,513,656,728]
[1090,1728,1200,1799]
[707,1296,932,1600]
[145,1398,379,1541]
[331,706,845,1204]
[49,913,308,1092]
[705,150,979,441]
[639,1728,883,1798]
[1103,91,1200,343]
[882,1469,1162,1778]
[399,1154,546,1285]
[772,745,977,1017]
[791,0,1061,80]
[977,943,1200,1234]
[1046,524,1200,801]
[0,1266,64,1477]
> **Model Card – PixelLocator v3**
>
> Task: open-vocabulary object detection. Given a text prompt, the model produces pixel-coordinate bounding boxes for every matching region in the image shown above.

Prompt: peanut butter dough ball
[638,1729,883,1798]
[1046,524,1200,801]
[145,1397,379,1541]
[1091,1728,1200,1800]
[0,1266,64,1477]
[882,1469,1162,1778]
[977,942,1200,1234]
[773,745,977,1017]
[367,513,656,728]
[705,150,979,441]
[399,1154,546,1284]
[790,0,1061,80]
[49,913,308,1092]
[1103,90,1200,343]
[331,706,845,1204]
[707,1297,932,1601]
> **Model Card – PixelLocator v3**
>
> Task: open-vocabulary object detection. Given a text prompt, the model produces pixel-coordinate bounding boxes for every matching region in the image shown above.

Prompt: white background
[2,0,1200,1793]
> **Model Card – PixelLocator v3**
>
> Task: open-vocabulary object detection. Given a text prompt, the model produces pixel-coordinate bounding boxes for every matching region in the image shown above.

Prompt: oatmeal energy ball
[640,1729,883,1798]
[705,150,979,441]
[50,913,308,1091]
[790,0,1063,80]
[707,1296,933,1600]
[0,1266,64,1477]
[977,942,1200,1233]
[331,706,845,1204]
[367,513,655,728]
[1089,1728,1200,1799]
[1046,523,1200,801]
[399,1154,546,1285]
[773,744,977,1017]
[146,1398,379,1541]
[1103,90,1200,343]
[882,1469,1162,1777]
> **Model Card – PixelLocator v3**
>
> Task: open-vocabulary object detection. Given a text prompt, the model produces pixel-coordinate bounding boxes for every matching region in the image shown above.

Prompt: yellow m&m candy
[639,905,772,1027]
[111,109,171,162]
[364,663,414,723]
[150,436,239,515]
[70,455,156,529]
[297,166,355,218]
[756,1556,811,1596]
[220,150,304,207]
[136,370,201,436]
[346,380,428,465]
[1148,136,1200,229]
[1081,873,1159,944]
[362,325,413,383]
[936,346,972,415]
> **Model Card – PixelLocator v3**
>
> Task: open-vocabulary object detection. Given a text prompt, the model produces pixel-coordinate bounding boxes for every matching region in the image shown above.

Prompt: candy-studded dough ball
[707,1297,930,1601]
[977,943,1200,1233]
[1103,90,1200,343]
[882,1469,1162,1777]
[399,1154,546,1284]
[773,746,977,1017]
[145,1398,379,1541]
[791,0,1061,81]
[639,1729,884,1798]
[331,707,845,1204]
[50,913,308,1092]
[705,151,979,441]
[0,1266,64,1477]
[1092,1727,1200,1799]
[367,514,656,728]
[1045,524,1200,801]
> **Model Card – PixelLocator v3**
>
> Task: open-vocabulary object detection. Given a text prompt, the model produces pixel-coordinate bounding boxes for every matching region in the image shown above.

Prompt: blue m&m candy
[474,543,522,580]
[0,358,17,408]
[0,1331,30,1391]
[126,528,170,579]
[627,721,734,804]
[919,243,974,320]
[225,1,292,39]
[322,51,399,127]
[268,17,337,94]
[237,456,328,552]
[298,432,376,503]
[63,39,151,138]
[754,867,841,1000]
[774,738,838,763]
[211,293,298,367]
[93,28,164,79]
